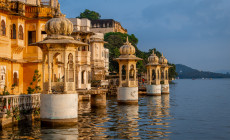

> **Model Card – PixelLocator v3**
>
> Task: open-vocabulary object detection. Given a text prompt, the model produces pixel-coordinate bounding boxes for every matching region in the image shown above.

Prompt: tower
[146,50,161,96]
[32,12,87,126]
[159,53,170,94]
[114,37,142,104]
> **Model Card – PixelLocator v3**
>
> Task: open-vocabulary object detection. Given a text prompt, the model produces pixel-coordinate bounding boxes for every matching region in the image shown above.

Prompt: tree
[77,9,101,20]
[27,70,41,94]
[104,32,177,79]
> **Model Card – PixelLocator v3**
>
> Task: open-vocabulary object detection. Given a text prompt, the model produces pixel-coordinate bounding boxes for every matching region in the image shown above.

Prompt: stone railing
[0,93,40,113]
[25,6,53,18]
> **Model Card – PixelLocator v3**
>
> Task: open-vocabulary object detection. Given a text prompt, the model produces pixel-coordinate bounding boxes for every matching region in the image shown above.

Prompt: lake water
[1,79,230,139]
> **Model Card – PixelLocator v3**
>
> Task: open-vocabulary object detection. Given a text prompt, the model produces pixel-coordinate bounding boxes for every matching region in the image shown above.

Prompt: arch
[88,71,91,83]
[19,25,23,40]
[157,70,160,80]
[1,20,6,36]
[11,24,16,39]
[81,70,86,84]
[13,72,18,86]
[161,70,164,80]
[68,53,74,82]
[129,65,135,81]
[122,65,126,81]
[152,69,156,80]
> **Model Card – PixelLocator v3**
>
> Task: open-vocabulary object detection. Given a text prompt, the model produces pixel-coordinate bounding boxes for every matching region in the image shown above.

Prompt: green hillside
[176,64,230,79]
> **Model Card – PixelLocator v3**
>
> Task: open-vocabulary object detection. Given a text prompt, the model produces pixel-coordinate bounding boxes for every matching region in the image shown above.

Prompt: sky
[59,0,230,73]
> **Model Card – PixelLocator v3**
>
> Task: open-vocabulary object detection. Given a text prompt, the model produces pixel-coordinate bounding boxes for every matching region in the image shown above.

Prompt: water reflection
[78,101,108,139]
[116,105,140,139]
[0,95,173,139]
[144,94,172,139]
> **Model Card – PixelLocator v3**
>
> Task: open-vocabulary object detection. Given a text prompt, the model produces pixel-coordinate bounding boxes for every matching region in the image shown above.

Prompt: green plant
[13,107,20,121]
[27,70,41,94]
[11,84,16,94]
[33,107,40,116]
[2,86,10,95]
[6,110,11,118]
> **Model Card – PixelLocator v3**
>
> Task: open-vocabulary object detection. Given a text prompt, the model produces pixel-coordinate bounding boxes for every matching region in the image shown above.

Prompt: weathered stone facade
[0,0,59,94]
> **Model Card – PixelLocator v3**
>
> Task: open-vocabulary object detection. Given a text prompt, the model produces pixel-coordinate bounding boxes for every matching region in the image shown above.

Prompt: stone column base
[161,84,170,94]
[91,93,106,108]
[117,87,138,104]
[146,85,161,96]
[40,94,78,127]
[41,118,78,127]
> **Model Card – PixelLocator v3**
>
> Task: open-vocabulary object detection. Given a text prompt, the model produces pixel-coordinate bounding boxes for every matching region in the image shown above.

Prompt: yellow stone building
[0,0,59,94]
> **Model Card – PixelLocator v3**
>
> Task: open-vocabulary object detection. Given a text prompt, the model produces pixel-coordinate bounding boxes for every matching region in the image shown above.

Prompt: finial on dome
[162,52,163,57]
[152,50,155,55]
[126,36,129,43]
[54,3,64,18]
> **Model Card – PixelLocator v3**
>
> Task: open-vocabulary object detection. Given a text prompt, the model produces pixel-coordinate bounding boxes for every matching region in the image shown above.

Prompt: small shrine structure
[32,11,87,126]
[159,53,171,94]
[146,51,162,96]
[114,37,142,104]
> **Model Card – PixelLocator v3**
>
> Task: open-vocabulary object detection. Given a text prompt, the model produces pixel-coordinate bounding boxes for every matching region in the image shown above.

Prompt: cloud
[140,0,230,39]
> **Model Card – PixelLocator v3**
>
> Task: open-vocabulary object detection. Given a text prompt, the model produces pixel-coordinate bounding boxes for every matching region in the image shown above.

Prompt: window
[122,65,126,81]
[158,70,160,79]
[11,24,16,39]
[161,71,164,80]
[28,31,36,45]
[152,70,156,80]
[13,72,19,86]
[19,25,23,40]
[81,71,85,84]
[82,46,86,51]
[1,20,6,36]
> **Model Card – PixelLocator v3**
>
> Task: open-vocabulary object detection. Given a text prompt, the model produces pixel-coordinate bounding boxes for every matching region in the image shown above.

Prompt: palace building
[91,19,127,34]
[0,0,59,94]
[0,0,109,94]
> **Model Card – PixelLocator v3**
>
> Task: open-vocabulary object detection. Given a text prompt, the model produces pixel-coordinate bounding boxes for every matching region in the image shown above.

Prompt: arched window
[81,71,85,84]
[152,70,156,80]
[1,20,6,36]
[19,25,23,40]
[122,65,126,81]
[11,24,16,39]
[13,72,18,86]
[68,53,74,82]
[129,65,135,81]
[158,70,160,79]
[161,70,164,80]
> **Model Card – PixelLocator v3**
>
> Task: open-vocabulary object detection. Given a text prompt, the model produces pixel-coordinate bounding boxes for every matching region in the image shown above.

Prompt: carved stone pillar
[119,64,122,87]
[42,53,46,93]
[64,52,67,93]
[48,52,52,94]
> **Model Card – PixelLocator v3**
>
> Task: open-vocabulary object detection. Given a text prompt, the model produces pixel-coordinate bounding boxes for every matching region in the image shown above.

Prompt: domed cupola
[148,50,159,64]
[119,37,136,55]
[45,10,73,40]
[159,53,168,64]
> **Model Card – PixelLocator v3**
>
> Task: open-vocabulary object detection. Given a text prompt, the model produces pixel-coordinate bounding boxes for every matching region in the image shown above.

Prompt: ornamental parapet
[0,0,56,18]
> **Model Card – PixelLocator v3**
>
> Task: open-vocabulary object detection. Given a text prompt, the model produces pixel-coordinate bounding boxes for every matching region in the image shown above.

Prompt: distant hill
[176,64,230,79]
